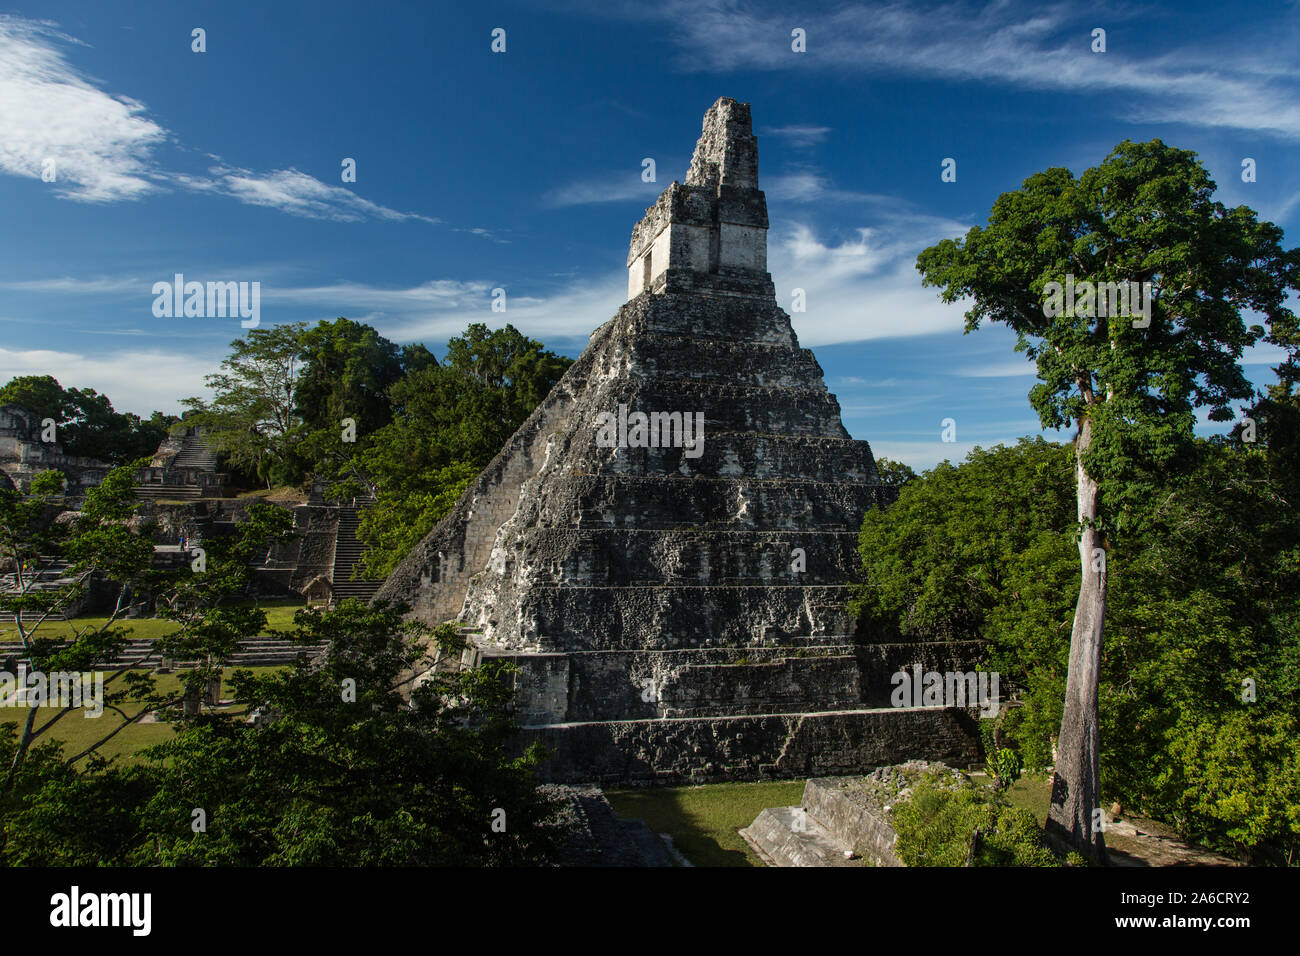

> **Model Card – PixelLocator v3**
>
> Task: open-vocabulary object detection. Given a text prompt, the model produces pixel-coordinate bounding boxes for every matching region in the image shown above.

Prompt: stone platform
[518,707,981,786]
[741,774,912,867]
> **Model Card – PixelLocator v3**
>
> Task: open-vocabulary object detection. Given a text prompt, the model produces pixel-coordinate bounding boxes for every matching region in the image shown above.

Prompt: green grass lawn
[1,599,306,644]
[1,666,281,765]
[605,780,807,866]
[971,770,1053,823]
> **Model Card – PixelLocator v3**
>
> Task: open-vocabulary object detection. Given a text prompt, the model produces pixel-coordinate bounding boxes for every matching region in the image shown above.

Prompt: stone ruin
[133,423,233,500]
[376,97,986,784]
[0,404,113,496]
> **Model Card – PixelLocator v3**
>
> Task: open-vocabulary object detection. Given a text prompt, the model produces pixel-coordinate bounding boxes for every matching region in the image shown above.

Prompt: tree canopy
[0,375,174,464]
[916,138,1299,860]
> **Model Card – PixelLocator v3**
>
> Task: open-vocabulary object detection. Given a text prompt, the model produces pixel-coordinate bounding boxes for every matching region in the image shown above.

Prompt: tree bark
[1046,411,1108,864]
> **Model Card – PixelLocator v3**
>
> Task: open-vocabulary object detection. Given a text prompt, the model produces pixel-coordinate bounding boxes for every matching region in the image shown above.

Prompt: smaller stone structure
[740,761,967,866]
[133,423,232,500]
[0,404,113,496]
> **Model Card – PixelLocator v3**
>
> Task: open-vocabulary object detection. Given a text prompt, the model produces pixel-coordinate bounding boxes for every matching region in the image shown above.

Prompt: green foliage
[295,317,404,437]
[0,465,298,798]
[0,375,174,464]
[857,434,1300,862]
[179,318,569,578]
[0,374,66,424]
[852,438,1076,642]
[916,140,1296,486]
[914,137,1299,858]
[981,721,1023,792]
[182,323,309,488]
[355,463,476,579]
[892,772,1057,867]
[1,601,570,866]
[873,456,916,489]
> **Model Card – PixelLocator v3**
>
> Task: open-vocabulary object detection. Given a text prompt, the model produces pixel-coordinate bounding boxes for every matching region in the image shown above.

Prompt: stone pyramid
[376,98,983,783]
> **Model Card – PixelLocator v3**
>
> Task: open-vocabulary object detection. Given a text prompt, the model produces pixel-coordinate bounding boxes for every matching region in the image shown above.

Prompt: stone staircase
[132,433,218,499]
[742,805,861,867]
[330,505,382,604]
[1,635,327,669]
[0,557,76,622]
[170,435,219,472]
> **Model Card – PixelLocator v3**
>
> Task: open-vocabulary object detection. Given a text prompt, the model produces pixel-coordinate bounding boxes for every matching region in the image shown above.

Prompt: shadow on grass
[606,780,806,867]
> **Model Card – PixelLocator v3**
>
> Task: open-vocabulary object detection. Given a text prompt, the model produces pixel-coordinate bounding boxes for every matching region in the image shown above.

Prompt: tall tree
[294,317,404,437]
[294,319,432,487]
[0,375,71,424]
[916,139,1299,861]
[183,323,307,488]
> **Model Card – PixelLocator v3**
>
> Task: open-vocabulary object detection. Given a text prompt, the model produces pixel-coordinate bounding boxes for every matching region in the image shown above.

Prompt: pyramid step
[739,806,858,867]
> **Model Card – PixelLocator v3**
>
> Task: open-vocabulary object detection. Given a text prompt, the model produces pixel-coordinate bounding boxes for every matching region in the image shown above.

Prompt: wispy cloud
[954,358,1040,378]
[763,124,832,147]
[264,279,493,312]
[766,170,899,204]
[198,167,439,224]
[0,17,165,201]
[0,275,150,294]
[0,16,438,222]
[587,0,1300,141]
[543,171,666,207]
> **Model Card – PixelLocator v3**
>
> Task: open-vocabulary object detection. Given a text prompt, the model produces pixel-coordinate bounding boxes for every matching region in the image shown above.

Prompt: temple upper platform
[626,98,774,301]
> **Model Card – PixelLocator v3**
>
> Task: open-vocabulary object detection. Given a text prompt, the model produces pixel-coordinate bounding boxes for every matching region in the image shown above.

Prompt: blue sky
[1,0,1297,470]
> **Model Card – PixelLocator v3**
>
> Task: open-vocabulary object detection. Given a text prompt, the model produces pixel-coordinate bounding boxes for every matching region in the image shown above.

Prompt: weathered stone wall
[518,708,982,786]
[0,403,113,496]
[372,320,613,623]
[802,777,904,866]
[490,639,986,723]
[260,505,338,592]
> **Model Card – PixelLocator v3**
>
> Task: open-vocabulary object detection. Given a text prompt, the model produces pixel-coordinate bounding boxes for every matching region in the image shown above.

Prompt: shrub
[892,771,1057,867]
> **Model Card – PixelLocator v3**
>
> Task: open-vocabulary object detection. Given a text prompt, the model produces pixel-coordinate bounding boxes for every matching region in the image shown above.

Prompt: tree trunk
[2,703,39,796]
[1046,413,1108,864]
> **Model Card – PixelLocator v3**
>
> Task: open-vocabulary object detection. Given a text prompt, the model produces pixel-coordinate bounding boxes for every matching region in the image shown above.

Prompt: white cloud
[867,439,982,472]
[769,215,973,346]
[380,274,628,344]
[0,345,217,414]
[0,17,165,201]
[0,16,439,223]
[762,125,832,147]
[603,1,1300,140]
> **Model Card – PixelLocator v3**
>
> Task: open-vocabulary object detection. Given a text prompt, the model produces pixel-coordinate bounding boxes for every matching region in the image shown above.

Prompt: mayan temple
[376,98,983,783]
